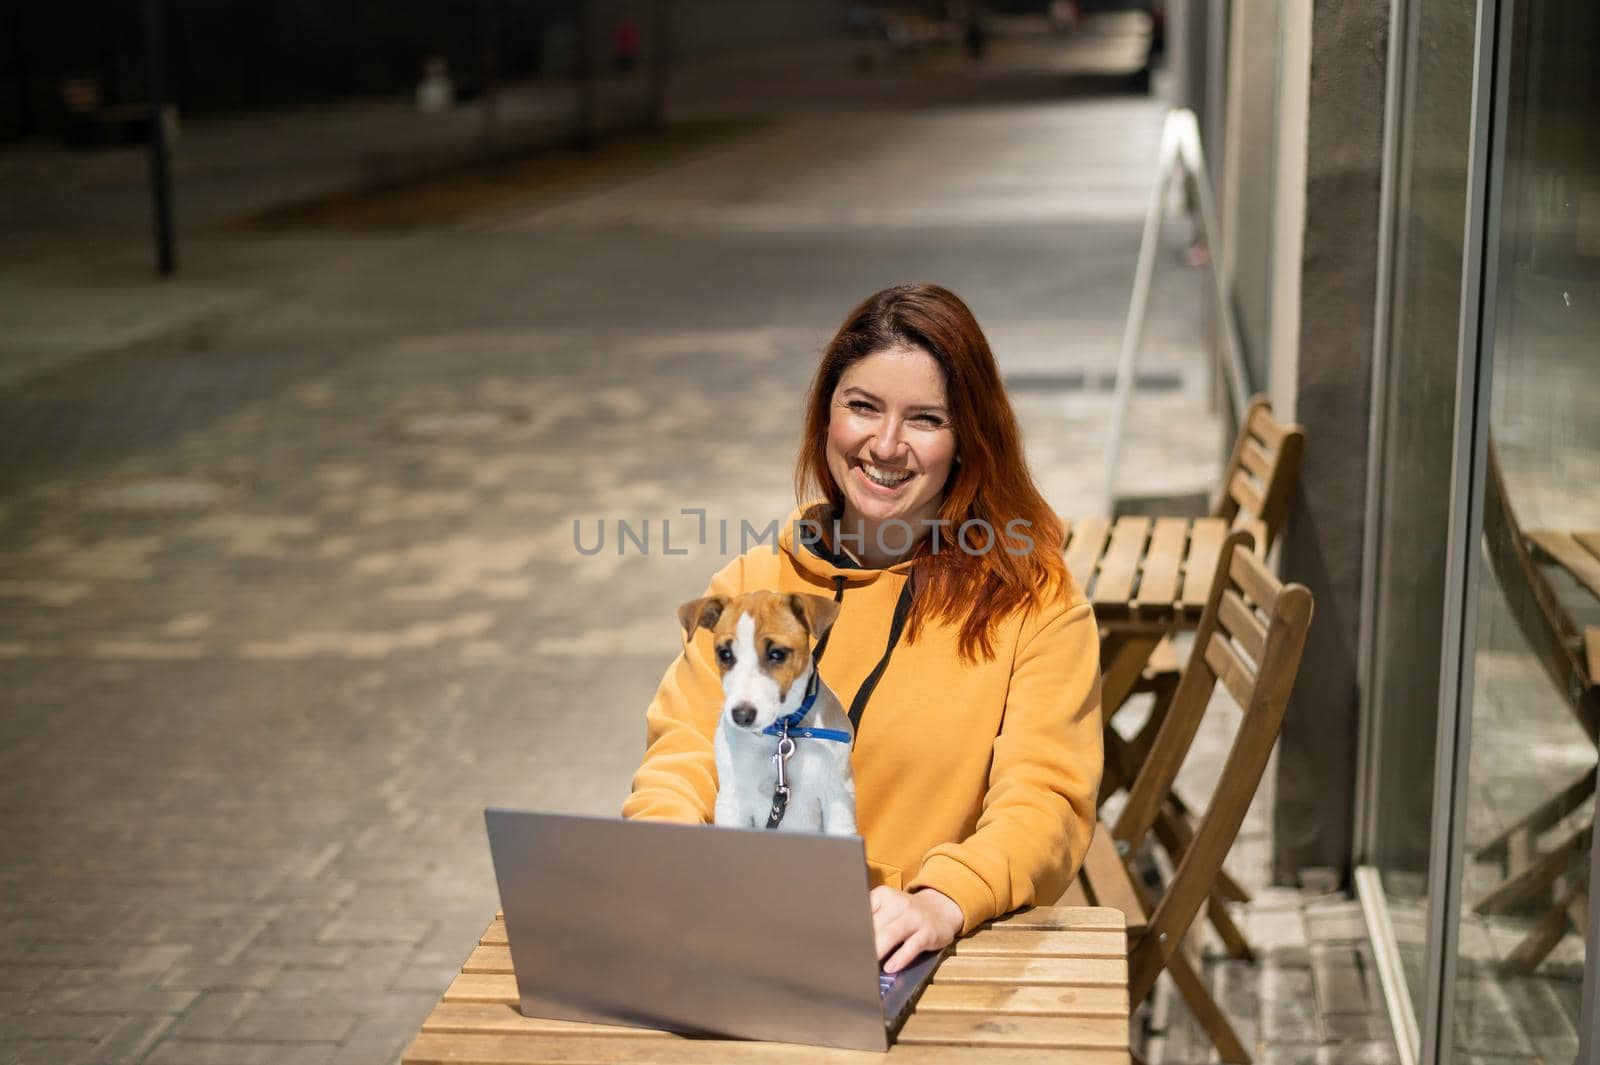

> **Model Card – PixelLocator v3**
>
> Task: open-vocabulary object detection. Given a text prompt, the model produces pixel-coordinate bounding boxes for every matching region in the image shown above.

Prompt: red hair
[794,284,1069,662]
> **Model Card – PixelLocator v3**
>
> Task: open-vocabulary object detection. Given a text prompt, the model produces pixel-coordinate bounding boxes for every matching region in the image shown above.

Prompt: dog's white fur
[679,592,858,835]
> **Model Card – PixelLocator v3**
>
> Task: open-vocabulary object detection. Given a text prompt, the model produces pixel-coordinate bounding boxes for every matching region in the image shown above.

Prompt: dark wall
[0,0,859,142]
[1,0,566,139]
[1273,0,1390,885]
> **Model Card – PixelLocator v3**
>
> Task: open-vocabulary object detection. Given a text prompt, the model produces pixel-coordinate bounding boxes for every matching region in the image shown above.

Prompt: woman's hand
[870,886,964,973]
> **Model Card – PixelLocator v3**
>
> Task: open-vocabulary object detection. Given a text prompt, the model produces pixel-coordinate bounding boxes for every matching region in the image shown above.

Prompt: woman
[622,284,1102,973]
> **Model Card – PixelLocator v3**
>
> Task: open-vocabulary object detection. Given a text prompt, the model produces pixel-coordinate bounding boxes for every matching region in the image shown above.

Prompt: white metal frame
[1356,866,1420,1065]
[1102,108,1253,506]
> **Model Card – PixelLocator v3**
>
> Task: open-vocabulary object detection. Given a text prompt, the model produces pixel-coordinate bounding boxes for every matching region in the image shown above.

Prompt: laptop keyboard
[878,970,898,998]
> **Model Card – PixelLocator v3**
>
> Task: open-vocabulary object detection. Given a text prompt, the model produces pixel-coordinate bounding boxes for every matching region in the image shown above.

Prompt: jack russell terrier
[677,590,858,836]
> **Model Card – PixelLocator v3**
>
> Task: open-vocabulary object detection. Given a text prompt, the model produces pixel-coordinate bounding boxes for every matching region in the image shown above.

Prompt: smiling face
[824,344,957,544]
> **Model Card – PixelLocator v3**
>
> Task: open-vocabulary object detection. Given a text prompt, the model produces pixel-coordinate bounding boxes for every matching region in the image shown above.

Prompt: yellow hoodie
[622,504,1103,935]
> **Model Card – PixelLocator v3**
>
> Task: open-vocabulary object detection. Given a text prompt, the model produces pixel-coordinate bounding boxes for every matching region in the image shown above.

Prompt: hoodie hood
[778,501,922,583]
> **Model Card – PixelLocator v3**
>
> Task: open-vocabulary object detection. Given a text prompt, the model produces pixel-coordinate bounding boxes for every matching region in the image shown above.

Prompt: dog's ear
[788,593,840,642]
[677,595,728,639]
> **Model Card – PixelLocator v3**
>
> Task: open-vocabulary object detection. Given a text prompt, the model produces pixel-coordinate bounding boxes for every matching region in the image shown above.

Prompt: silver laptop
[483,809,947,1052]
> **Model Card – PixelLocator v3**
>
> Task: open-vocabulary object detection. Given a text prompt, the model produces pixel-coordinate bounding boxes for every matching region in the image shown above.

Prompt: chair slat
[1093,518,1149,606]
[1575,531,1600,564]
[1134,518,1188,613]
[1239,438,1274,481]
[1217,589,1267,665]
[1228,540,1278,609]
[1247,403,1290,448]
[1226,470,1264,523]
[1586,627,1599,689]
[1064,517,1112,593]
[1203,632,1257,711]
[1180,519,1229,609]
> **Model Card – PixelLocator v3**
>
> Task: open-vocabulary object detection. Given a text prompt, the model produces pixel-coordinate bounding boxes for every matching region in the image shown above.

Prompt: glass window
[1363,0,1480,1022]
[1449,0,1599,1057]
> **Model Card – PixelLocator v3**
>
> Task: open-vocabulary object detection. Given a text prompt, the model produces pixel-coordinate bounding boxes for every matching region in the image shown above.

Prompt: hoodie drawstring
[808,572,913,740]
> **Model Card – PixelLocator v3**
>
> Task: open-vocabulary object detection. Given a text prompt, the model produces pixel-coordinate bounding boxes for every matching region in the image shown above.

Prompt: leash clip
[773,729,796,795]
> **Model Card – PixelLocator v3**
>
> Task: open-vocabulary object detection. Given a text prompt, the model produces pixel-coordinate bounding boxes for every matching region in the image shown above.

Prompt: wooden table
[1064,515,1261,716]
[402,906,1130,1064]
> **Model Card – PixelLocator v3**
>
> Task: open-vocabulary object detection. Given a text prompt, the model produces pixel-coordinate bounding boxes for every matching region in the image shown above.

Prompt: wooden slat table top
[1063,515,1243,626]
[1528,528,1600,602]
[404,907,1130,1065]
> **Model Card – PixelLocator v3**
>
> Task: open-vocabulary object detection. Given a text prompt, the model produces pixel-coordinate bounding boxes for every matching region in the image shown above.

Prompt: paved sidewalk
[0,28,1391,1065]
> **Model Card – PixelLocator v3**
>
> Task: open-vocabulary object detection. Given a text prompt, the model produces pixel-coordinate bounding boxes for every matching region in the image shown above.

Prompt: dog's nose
[730,703,757,727]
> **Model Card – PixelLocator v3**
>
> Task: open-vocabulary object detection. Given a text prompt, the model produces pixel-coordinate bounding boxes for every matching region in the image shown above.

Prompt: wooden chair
[1470,444,1597,973]
[1071,529,1314,1064]
[1100,396,1305,956]
[1119,394,1304,727]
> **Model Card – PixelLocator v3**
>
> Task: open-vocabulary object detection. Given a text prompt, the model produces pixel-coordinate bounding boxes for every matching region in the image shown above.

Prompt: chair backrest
[1109,529,1314,1003]
[1481,443,1598,738]
[1212,395,1305,552]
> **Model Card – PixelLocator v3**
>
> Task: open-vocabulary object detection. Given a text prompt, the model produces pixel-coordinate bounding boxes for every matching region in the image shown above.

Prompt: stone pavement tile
[23,942,153,968]
[0,991,36,1012]
[158,963,283,991]
[265,947,413,999]
[1257,1042,1399,1065]
[314,920,432,947]
[164,991,262,1040]
[386,953,463,995]
[252,876,362,906]
[1453,977,1538,1056]
[0,966,57,993]
[235,945,355,970]
[329,1017,417,1065]
[1304,901,1368,944]
[143,1040,339,1065]
[83,1012,180,1064]
[1319,1011,1388,1041]
[0,1038,99,1065]
[0,1012,121,1040]
[30,983,200,1014]
[227,1009,358,1043]
[1258,964,1320,1043]
[1210,957,1261,1053]
[1309,943,1377,1015]
[1245,905,1310,951]
[116,944,195,979]
[246,990,442,1020]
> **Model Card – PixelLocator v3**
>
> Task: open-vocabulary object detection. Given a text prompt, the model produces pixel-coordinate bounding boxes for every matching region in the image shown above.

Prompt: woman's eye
[913,414,946,428]
[848,401,876,414]
[766,647,789,663]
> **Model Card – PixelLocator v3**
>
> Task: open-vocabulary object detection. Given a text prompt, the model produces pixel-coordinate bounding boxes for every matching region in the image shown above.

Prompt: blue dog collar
[761,672,851,744]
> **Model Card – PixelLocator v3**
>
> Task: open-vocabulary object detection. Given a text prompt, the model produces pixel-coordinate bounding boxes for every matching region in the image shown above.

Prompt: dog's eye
[766,647,790,664]
[716,646,734,665]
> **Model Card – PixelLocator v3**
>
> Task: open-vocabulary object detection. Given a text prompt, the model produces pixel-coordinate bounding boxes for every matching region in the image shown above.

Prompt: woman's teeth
[861,462,912,488]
